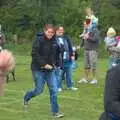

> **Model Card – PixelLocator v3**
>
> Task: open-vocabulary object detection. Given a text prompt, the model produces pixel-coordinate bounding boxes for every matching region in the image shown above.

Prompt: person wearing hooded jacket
[23,24,64,118]
[100,64,120,120]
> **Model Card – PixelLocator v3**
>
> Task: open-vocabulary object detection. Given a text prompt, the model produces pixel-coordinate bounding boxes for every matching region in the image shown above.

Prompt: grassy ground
[0,54,108,120]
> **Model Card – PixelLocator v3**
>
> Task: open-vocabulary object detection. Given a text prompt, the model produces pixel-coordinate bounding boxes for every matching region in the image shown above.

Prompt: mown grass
[0,44,109,120]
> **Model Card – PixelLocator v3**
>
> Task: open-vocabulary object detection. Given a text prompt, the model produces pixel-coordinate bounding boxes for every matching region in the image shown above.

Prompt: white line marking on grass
[0,100,21,105]
[5,89,81,101]
[59,95,81,101]
[0,107,24,113]
[5,89,24,93]
[1,96,20,100]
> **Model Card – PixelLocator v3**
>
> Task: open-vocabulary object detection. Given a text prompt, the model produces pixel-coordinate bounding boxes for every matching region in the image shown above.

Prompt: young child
[85,7,98,33]
[104,27,117,47]
[71,46,78,70]
[80,9,99,41]
[104,27,118,68]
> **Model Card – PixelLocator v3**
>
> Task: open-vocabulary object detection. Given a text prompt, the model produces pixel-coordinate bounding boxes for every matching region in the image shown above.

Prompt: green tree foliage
[110,0,120,9]
[0,0,120,44]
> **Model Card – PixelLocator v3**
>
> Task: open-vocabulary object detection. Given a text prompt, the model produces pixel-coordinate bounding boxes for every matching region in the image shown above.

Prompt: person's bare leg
[84,68,90,81]
[92,69,96,79]
[90,69,97,84]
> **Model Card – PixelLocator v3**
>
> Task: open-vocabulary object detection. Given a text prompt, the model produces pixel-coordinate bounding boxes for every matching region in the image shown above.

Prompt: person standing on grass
[78,7,100,84]
[23,24,64,118]
[71,46,78,71]
[55,25,78,92]
[0,25,5,49]
[100,64,120,120]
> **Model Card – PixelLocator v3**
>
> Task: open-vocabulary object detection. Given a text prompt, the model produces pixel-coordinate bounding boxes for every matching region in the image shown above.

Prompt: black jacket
[100,65,120,120]
[31,33,57,71]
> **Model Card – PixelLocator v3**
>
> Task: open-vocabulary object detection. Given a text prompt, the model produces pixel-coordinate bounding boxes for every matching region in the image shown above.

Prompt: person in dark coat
[23,24,64,118]
[55,25,78,91]
[100,64,120,120]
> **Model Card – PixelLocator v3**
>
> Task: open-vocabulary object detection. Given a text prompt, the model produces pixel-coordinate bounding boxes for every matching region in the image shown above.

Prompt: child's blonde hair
[107,27,116,37]
[85,7,93,16]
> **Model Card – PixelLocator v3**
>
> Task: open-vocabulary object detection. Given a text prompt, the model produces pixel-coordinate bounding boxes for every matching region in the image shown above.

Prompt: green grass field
[0,54,108,120]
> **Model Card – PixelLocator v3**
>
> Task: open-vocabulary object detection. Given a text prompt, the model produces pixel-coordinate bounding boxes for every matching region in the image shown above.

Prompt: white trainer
[90,79,98,84]
[58,88,62,92]
[53,112,64,118]
[78,78,88,83]
[68,87,78,91]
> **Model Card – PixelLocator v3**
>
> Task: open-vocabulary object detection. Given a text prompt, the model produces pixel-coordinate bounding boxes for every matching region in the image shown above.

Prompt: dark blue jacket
[55,35,73,68]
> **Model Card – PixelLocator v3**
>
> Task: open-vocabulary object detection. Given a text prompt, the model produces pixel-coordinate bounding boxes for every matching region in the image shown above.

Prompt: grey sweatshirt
[83,28,100,50]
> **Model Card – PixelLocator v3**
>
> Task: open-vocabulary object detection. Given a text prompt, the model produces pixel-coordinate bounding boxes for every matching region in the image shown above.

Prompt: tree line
[0,0,120,44]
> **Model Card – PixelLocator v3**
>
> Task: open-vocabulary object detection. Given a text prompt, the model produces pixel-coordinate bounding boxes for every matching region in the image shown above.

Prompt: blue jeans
[71,60,77,71]
[55,67,62,89]
[62,65,73,88]
[24,70,59,113]
[109,56,120,69]
[108,113,120,120]
[109,56,117,69]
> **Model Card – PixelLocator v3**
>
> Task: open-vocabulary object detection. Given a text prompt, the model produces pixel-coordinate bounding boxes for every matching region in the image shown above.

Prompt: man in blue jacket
[55,25,78,91]
[23,24,64,118]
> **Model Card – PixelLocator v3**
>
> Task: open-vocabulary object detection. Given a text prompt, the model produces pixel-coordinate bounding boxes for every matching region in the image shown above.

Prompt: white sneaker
[53,112,64,118]
[58,88,62,92]
[112,63,117,67]
[90,79,97,84]
[68,87,78,91]
[78,78,88,83]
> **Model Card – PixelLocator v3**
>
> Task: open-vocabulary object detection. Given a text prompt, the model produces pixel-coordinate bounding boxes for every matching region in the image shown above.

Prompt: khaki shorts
[84,50,98,70]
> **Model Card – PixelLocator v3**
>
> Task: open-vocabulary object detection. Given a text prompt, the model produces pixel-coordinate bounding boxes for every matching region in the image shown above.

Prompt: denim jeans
[62,64,73,88]
[109,56,120,69]
[108,113,120,120]
[24,70,59,113]
[109,56,117,69]
[71,60,77,71]
[55,67,62,89]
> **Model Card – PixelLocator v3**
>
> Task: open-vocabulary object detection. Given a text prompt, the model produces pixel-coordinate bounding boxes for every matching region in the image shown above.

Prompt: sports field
[0,55,108,120]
